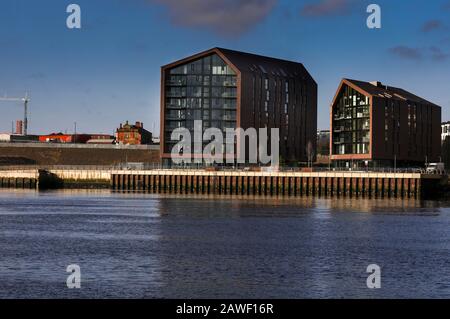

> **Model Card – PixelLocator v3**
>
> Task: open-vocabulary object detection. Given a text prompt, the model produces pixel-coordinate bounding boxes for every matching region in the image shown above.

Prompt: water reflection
[0,189,449,298]
[154,193,441,217]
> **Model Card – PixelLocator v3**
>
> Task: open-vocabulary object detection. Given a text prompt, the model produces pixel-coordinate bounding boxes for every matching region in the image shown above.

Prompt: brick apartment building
[330,79,441,168]
[160,47,317,166]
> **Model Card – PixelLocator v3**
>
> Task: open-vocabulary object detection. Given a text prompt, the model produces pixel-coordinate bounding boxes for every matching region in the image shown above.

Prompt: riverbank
[0,167,446,199]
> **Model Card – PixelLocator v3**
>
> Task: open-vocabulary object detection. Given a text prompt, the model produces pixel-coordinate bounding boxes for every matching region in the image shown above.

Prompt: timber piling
[111,170,442,199]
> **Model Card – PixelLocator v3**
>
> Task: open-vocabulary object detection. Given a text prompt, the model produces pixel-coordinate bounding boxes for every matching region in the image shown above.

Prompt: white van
[426,163,445,174]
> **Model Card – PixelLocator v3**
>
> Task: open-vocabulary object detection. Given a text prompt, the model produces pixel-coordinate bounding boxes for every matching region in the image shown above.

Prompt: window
[164,53,237,153]
[332,85,370,155]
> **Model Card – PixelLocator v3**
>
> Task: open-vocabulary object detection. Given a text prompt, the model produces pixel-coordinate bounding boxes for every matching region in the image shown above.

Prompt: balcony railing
[167,80,186,86]
[166,116,186,120]
[223,81,237,87]
[166,104,185,109]
[166,92,186,98]
[221,92,237,98]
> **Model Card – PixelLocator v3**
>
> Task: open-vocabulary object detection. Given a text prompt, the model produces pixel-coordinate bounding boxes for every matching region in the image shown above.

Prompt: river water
[0,189,449,299]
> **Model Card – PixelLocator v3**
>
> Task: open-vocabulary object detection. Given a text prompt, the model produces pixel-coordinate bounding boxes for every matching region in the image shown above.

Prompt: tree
[306,140,315,168]
[442,137,450,168]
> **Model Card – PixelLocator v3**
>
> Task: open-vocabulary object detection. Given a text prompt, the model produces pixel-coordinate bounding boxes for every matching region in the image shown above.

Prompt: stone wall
[0,143,160,166]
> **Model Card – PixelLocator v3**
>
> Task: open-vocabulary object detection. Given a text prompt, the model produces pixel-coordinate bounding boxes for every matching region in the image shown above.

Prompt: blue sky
[0,0,449,135]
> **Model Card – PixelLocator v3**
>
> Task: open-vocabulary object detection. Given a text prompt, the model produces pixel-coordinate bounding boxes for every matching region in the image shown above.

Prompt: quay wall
[0,168,444,198]
[0,169,39,189]
[111,170,443,199]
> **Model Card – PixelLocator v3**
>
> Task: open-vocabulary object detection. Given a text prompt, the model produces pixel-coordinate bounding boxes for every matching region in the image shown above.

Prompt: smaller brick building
[116,121,153,145]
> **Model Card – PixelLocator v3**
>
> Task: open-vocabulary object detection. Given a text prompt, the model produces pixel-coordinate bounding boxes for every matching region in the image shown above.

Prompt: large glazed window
[332,85,370,155]
[164,54,237,154]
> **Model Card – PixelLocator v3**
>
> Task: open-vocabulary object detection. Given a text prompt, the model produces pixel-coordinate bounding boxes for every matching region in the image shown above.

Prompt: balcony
[166,116,186,121]
[357,112,370,118]
[166,92,186,98]
[223,81,237,87]
[165,125,183,131]
[166,104,185,109]
[222,115,236,121]
[167,80,186,86]
[221,92,237,98]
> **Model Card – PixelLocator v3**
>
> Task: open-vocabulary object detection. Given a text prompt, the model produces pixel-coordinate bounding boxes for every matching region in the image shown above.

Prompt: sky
[0,0,449,135]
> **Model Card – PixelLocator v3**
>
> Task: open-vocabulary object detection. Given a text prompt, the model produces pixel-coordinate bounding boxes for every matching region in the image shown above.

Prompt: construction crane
[0,93,30,135]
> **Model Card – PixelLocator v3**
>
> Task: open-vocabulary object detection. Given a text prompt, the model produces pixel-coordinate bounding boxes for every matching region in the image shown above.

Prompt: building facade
[15,120,23,135]
[160,47,317,166]
[39,133,91,144]
[0,133,39,143]
[317,130,330,156]
[330,79,441,168]
[442,121,450,142]
[116,121,153,145]
[86,134,116,145]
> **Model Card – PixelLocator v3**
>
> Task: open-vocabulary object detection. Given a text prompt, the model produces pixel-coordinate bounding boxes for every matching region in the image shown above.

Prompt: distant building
[15,120,23,135]
[39,133,91,144]
[152,136,160,145]
[442,121,450,142]
[86,134,116,145]
[317,130,330,155]
[160,47,317,166]
[441,122,450,168]
[315,130,330,165]
[331,79,441,168]
[0,133,39,143]
[116,121,153,145]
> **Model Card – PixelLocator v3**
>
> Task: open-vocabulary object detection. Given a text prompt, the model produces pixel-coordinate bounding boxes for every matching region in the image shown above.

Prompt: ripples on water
[0,189,449,299]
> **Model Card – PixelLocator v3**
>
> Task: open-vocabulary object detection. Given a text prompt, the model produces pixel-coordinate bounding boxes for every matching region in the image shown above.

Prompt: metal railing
[0,142,159,150]
[0,163,446,175]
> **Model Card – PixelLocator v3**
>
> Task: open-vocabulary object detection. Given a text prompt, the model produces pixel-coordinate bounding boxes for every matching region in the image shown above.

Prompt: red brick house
[116,121,153,145]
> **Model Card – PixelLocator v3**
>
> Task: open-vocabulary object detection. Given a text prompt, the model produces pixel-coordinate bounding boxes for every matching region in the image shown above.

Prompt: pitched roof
[162,47,316,84]
[215,48,315,83]
[344,78,440,106]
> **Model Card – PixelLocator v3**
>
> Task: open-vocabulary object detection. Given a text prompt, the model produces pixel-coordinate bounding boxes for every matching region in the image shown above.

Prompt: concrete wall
[0,169,39,179]
[47,169,111,181]
[0,143,160,166]
[0,167,443,198]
